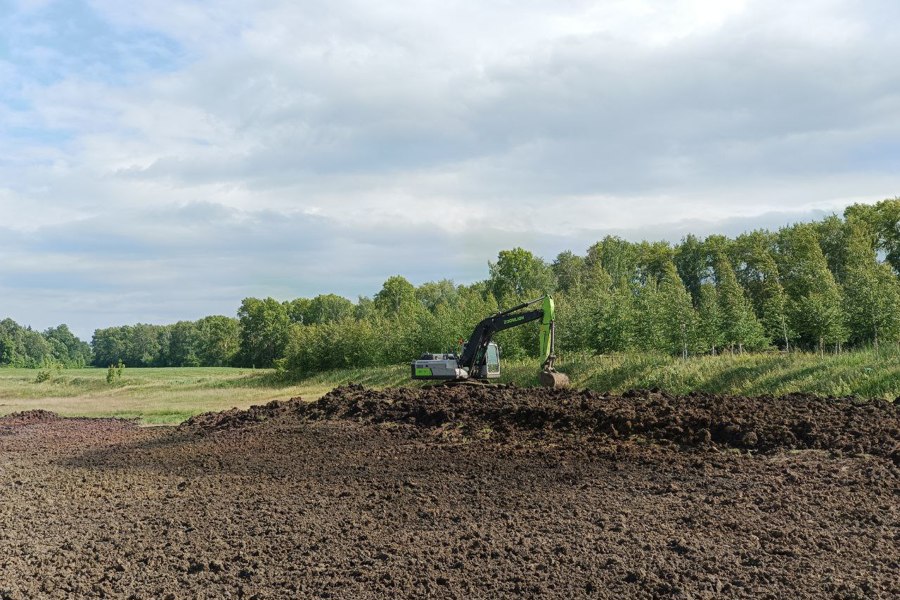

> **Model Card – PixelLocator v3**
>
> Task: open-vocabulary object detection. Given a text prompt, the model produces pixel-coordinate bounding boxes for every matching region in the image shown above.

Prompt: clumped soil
[0,409,63,427]
[2,386,898,599]
[289,385,900,461]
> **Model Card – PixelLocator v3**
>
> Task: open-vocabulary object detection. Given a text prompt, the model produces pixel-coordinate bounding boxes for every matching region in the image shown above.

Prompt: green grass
[1,350,896,425]
[505,348,900,399]
[0,367,321,425]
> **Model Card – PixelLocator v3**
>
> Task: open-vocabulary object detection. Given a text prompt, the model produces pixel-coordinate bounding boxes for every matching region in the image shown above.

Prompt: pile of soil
[182,399,305,432]
[1,386,897,599]
[0,409,62,426]
[185,385,900,462]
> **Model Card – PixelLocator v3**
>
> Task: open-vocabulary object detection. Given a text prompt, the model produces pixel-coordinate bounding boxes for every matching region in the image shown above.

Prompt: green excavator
[410,294,570,389]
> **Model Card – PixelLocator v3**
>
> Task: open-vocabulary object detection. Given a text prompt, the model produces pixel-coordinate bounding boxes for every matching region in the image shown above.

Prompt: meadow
[1,348,897,425]
[0,367,337,424]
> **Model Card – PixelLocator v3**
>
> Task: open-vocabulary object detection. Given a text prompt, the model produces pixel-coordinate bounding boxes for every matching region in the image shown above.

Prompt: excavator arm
[457,295,567,388]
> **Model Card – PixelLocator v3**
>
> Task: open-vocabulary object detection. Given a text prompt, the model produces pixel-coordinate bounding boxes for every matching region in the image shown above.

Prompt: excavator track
[423,371,570,390]
[423,379,493,389]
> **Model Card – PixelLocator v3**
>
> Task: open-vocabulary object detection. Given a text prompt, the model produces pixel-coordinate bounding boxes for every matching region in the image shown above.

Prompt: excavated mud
[294,385,900,460]
[182,399,300,432]
[2,386,898,599]
[0,409,62,426]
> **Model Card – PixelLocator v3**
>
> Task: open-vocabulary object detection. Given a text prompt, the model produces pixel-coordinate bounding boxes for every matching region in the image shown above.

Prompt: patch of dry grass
[0,367,332,424]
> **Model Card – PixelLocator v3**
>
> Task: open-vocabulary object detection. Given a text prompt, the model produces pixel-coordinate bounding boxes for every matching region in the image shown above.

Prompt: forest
[2,198,898,375]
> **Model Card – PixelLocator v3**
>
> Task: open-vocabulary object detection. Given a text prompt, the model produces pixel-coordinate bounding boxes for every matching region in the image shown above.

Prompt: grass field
[506,348,900,399]
[0,367,361,425]
[1,349,897,424]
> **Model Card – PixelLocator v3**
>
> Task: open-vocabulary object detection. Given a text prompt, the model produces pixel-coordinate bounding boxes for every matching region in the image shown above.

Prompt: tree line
[90,316,240,368]
[259,199,900,375]
[0,320,91,368]
[2,199,898,372]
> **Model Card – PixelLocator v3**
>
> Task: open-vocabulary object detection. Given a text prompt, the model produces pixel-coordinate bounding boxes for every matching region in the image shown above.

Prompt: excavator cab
[478,342,501,379]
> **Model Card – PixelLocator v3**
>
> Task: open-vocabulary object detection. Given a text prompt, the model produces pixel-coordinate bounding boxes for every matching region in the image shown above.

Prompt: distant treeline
[2,198,898,373]
[91,316,240,368]
[0,321,91,368]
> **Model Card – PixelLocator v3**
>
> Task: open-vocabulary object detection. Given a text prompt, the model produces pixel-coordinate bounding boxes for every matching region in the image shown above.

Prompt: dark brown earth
[1,386,898,599]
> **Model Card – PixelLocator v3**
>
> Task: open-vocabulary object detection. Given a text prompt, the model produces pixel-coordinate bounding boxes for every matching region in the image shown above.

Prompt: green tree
[554,289,597,353]
[381,302,434,364]
[91,326,128,367]
[305,294,354,324]
[696,283,723,354]
[0,319,55,367]
[594,284,635,353]
[453,284,499,337]
[1,319,27,367]
[285,298,312,324]
[415,280,458,312]
[777,224,848,352]
[792,293,847,354]
[621,261,699,357]
[91,324,164,367]
[0,319,21,366]
[631,281,665,352]
[845,198,900,274]
[635,241,674,286]
[374,275,417,317]
[713,253,767,353]
[816,215,850,284]
[43,324,91,367]
[586,236,640,286]
[674,234,709,305]
[126,324,164,367]
[195,316,240,366]
[551,251,586,294]
[488,248,554,306]
[731,230,774,313]
[281,318,382,376]
[555,258,613,353]
[732,231,792,349]
[704,234,731,259]
[167,321,199,366]
[237,297,292,367]
[657,262,699,357]
[20,328,51,367]
[354,296,377,320]
[757,256,792,351]
[842,224,900,348]
[413,302,461,356]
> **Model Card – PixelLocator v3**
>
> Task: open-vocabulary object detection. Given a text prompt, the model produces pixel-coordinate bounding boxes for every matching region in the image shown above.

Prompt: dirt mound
[179,384,899,461]
[4,390,899,599]
[181,398,305,432]
[293,384,900,460]
[0,409,62,426]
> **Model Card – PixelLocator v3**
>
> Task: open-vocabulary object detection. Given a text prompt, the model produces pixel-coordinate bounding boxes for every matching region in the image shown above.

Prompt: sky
[1,0,898,339]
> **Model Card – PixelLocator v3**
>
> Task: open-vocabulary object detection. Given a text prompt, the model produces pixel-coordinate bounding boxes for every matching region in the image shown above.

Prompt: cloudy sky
[1,0,898,338]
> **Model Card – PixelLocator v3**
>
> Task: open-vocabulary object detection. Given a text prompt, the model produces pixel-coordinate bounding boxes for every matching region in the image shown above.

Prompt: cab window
[486,343,500,374]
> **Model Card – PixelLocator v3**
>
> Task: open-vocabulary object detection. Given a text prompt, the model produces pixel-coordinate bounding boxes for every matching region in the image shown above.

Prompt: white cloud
[1,0,898,335]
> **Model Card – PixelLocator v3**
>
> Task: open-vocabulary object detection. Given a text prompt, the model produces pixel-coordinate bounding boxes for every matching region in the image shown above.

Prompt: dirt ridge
[0,409,62,426]
[183,384,900,461]
[3,385,898,598]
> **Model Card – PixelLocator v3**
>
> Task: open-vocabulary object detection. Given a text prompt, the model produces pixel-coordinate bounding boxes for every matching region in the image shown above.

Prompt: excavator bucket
[539,370,570,389]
